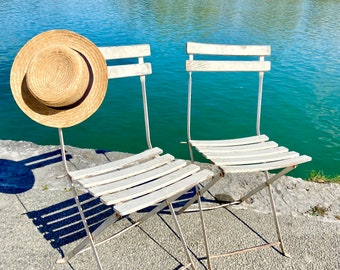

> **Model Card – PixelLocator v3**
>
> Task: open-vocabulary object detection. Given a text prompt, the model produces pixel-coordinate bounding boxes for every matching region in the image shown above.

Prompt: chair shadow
[224,206,283,255]
[25,186,206,255]
[26,193,114,255]
[0,149,68,194]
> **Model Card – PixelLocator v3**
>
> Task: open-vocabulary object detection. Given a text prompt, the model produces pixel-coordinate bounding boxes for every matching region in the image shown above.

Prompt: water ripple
[0,0,339,177]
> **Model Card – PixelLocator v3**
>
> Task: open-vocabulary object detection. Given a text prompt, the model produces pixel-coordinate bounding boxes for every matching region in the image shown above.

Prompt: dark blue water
[0,0,339,178]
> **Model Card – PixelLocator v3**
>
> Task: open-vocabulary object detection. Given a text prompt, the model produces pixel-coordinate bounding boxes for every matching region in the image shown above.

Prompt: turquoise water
[0,0,339,178]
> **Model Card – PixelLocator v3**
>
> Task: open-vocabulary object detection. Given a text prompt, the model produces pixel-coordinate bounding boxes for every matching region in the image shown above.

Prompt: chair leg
[167,200,196,270]
[177,176,221,214]
[71,186,103,269]
[191,168,295,266]
[240,167,294,203]
[196,187,212,270]
[188,142,195,163]
[264,172,290,257]
[57,209,120,266]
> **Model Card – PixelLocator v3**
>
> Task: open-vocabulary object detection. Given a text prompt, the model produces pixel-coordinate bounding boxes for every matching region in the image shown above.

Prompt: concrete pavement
[0,140,339,270]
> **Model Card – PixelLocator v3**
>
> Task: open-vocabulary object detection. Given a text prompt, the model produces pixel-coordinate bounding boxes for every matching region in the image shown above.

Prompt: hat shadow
[0,149,68,194]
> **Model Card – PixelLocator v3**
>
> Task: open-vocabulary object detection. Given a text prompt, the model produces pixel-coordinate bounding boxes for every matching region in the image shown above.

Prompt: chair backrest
[186,42,271,140]
[58,45,153,174]
[99,44,153,149]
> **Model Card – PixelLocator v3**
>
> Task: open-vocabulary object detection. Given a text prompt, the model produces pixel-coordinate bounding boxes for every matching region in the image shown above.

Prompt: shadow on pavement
[0,149,68,194]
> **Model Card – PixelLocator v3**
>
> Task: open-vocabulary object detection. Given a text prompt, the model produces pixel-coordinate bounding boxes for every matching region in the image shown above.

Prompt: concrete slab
[0,140,339,269]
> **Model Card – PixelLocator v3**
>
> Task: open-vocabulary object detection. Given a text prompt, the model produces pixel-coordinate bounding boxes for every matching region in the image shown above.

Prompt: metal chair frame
[180,42,311,269]
[57,44,213,269]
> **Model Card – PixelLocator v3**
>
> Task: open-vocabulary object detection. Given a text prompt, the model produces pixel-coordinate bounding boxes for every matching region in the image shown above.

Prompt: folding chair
[180,42,312,268]
[56,44,214,269]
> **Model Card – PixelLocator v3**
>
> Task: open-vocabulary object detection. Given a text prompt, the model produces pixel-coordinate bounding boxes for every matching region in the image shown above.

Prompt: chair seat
[70,147,213,216]
[113,169,213,216]
[190,135,312,173]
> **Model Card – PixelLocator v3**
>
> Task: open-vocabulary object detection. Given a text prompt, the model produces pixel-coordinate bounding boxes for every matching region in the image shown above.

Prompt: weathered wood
[69,147,163,180]
[107,63,152,79]
[190,135,269,147]
[220,155,312,173]
[78,154,175,188]
[99,44,150,59]
[194,141,279,153]
[203,146,289,158]
[211,151,299,166]
[88,159,187,196]
[101,164,200,205]
[186,60,270,72]
[187,42,271,56]
[114,169,214,216]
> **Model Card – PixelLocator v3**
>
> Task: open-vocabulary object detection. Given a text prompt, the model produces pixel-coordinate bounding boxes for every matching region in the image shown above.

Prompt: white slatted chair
[180,42,311,268]
[57,44,213,269]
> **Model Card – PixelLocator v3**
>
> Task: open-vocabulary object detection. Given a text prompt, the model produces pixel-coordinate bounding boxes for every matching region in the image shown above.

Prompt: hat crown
[26,45,90,108]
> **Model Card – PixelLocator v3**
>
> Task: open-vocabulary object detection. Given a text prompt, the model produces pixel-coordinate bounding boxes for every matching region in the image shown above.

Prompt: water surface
[0,0,339,178]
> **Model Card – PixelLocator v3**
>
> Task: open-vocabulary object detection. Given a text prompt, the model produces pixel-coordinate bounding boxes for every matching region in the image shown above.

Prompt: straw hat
[10,30,108,128]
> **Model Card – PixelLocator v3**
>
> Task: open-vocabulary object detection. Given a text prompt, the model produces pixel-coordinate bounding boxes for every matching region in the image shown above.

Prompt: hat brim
[10,30,108,128]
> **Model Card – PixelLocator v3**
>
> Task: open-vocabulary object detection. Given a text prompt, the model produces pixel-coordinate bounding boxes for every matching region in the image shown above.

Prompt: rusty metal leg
[177,175,221,214]
[58,186,103,269]
[167,200,195,270]
[196,186,212,270]
[264,171,290,257]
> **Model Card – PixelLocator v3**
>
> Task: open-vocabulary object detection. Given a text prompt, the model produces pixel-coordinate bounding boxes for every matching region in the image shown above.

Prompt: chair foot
[283,251,292,258]
[56,257,68,264]
[179,262,195,270]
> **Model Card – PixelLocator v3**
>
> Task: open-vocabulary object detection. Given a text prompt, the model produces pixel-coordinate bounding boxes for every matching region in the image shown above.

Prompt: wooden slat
[203,146,288,158]
[187,42,271,56]
[186,60,271,72]
[114,169,214,216]
[69,147,163,180]
[101,164,201,205]
[89,159,187,197]
[220,155,312,173]
[195,141,278,154]
[190,135,269,147]
[211,151,299,166]
[107,63,152,79]
[78,154,175,188]
[99,44,150,60]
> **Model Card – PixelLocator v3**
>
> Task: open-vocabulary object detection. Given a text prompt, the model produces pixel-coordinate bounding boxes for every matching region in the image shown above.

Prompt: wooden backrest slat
[107,63,152,79]
[187,42,271,56]
[186,60,270,72]
[99,44,151,60]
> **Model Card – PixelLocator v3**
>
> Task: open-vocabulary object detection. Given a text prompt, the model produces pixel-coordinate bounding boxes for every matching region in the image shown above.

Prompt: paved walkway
[0,140,339,269]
